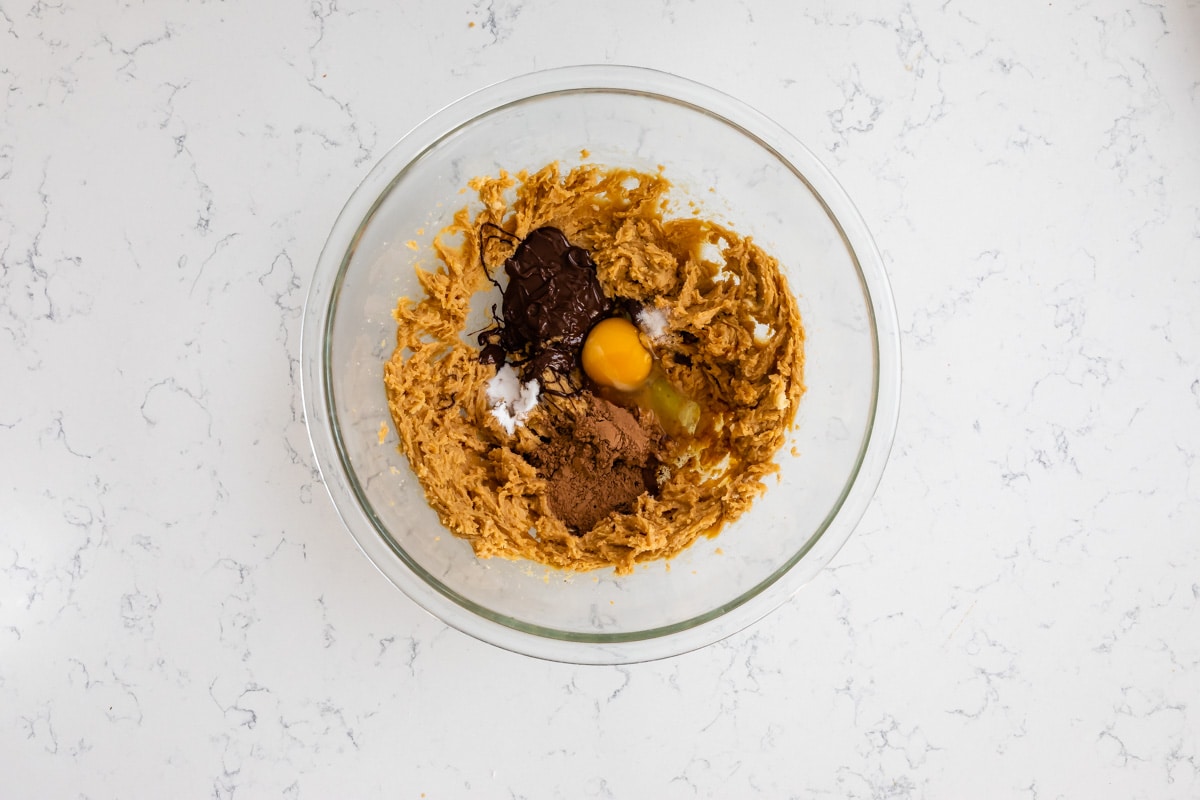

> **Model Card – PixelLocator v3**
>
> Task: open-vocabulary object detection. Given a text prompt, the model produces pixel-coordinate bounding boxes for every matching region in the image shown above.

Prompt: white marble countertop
[3,1,1198,796]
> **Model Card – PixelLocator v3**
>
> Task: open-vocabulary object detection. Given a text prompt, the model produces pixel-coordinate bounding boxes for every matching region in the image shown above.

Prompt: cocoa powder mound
[539,394,661,532]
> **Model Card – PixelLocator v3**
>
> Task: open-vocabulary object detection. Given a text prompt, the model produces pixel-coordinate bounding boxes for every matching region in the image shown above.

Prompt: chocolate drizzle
[477,226,612,389]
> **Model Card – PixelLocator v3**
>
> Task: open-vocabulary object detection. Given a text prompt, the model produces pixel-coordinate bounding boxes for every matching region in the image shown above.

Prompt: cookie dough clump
[384,163,805,574]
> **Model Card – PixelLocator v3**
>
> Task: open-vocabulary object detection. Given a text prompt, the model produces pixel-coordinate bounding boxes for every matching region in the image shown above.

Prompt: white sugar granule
[486,364,540,435]
[636,306,670,342]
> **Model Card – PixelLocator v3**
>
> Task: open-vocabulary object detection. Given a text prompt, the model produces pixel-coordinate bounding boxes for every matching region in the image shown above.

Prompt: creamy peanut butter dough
[384,163,805,574]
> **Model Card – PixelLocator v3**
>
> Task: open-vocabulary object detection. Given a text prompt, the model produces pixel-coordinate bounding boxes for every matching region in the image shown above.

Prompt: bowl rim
[301,64,902,664]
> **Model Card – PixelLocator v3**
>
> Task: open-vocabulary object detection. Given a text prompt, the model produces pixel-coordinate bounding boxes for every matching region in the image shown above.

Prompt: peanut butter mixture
[384,163,805,574]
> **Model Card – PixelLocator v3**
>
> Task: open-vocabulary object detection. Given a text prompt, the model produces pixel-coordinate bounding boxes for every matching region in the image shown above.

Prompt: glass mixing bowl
[301,65,900,664]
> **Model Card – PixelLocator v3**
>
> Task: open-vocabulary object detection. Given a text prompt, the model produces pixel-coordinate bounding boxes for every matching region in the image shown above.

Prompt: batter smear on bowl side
[383,163,805,574]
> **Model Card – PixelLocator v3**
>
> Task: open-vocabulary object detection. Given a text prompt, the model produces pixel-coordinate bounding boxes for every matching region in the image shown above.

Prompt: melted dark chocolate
[477,227,612,387]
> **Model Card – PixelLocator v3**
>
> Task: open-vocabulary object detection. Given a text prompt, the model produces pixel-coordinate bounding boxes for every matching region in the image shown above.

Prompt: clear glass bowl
[301,65,901,664]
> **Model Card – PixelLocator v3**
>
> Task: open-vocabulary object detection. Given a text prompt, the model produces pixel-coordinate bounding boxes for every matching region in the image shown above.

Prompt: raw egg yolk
[582,317,652,391]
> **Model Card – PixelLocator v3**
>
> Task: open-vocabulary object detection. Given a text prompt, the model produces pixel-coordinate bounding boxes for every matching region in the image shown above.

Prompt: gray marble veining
[1,0,1198,796]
